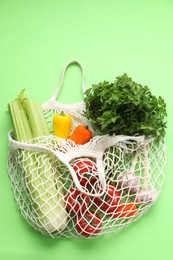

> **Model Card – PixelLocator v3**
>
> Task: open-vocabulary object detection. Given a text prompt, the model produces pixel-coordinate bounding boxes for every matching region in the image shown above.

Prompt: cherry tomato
[75,210,102,237]
[93,184,121,213]
[65,187,89,214]
[112,203,137,218]
[73,158,97,187]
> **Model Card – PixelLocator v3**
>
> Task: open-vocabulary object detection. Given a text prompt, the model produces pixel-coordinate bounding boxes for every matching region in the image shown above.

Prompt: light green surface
[0,0,172,259]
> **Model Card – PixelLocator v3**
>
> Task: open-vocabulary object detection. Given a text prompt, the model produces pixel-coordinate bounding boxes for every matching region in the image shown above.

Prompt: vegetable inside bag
[7,60,166,238]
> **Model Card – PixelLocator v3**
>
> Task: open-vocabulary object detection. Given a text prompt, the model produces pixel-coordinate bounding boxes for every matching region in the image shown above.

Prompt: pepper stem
[60,111,65,116]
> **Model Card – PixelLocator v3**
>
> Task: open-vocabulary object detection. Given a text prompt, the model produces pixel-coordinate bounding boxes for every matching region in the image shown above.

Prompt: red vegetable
[93,184,121,213]
[65,188,89,214]
[73,158,97,188]
[75,210,102,237]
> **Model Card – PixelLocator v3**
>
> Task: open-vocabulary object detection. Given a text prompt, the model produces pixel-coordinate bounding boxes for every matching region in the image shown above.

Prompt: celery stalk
[8,99,33,142]
[8,90,67,233]
[22,99,50,137]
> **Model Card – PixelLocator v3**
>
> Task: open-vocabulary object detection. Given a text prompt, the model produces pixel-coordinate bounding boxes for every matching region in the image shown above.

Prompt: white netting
[7,60,166,238]
[8,129,166,238]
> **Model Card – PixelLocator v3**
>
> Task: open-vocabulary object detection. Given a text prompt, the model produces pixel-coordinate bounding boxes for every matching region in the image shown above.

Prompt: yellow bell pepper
[52,113,72,139]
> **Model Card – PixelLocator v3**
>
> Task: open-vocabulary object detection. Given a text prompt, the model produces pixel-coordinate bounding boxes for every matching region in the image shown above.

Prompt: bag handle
[64,149,107,197]
[9,133,106,197]
[49,60,86,103]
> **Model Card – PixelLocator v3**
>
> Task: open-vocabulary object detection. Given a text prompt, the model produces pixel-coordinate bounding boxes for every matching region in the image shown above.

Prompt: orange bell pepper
[69,125,92,145]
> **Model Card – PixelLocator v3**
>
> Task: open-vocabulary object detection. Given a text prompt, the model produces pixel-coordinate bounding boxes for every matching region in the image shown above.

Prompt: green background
[0,0,172,259]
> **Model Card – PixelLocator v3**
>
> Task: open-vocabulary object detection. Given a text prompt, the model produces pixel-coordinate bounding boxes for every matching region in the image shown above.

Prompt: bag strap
[49,60,86,104]
[9,132,106,197]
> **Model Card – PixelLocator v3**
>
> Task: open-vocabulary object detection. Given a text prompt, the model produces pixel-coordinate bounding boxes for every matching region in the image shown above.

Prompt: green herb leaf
[84,73,167,141]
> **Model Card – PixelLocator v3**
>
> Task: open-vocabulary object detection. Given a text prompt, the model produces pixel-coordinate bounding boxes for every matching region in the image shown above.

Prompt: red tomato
[75,210,102,237]
[93,184,121,213]
[73,159,97,187]
[65,188,89,214]
[112,203,137,218]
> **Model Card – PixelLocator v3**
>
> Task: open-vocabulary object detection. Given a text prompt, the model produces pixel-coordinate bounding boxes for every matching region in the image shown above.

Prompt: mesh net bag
[7,60,166,238]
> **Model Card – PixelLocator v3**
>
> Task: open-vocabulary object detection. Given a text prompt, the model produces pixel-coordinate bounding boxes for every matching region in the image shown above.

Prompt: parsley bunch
[84,73,167,140]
